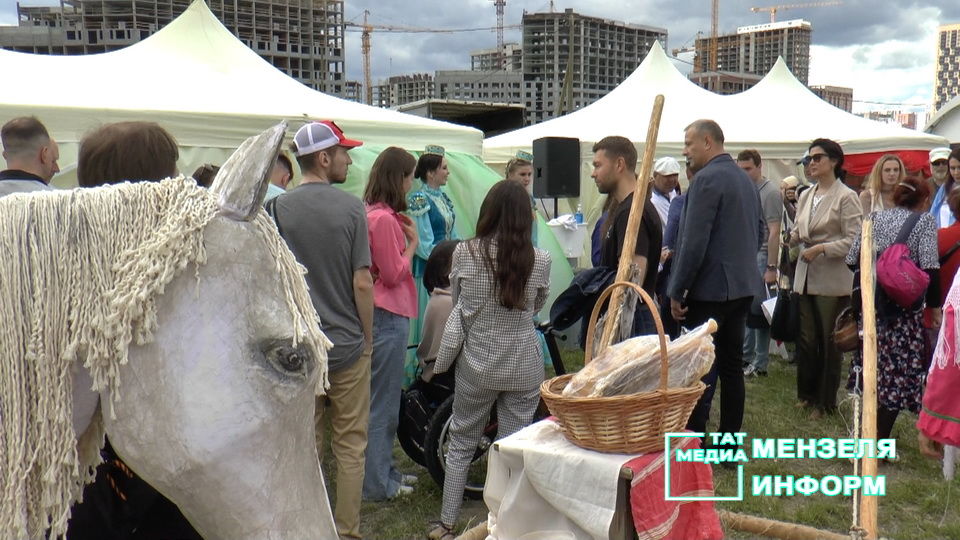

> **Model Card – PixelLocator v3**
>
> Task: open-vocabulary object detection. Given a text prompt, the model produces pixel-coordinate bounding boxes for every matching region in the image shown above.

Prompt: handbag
[769,288,800,342]
[876,212,929,309]
[832,306,860,352]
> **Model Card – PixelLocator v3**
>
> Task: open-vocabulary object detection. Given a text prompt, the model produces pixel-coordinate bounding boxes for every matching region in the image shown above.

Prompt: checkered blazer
[435,241,551,391]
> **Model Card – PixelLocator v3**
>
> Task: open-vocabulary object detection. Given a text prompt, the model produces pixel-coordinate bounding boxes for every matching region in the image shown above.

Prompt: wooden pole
[598,94,665,348]
[858,218,879,539]
[719,511,849,540]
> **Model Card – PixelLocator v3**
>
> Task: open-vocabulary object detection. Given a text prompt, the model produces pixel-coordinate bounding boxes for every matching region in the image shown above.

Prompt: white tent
[927,95,960,144]
[483,43,949,225]
[0,0,483,185]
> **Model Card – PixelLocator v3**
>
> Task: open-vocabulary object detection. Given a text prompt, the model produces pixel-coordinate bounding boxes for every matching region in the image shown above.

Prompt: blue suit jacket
[667,154,763,303]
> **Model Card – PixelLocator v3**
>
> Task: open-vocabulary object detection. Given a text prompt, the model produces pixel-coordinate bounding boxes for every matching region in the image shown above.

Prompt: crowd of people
[3,113,960,540]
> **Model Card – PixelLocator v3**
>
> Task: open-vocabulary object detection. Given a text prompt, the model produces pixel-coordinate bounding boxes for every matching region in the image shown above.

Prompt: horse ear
[210,121,288,221]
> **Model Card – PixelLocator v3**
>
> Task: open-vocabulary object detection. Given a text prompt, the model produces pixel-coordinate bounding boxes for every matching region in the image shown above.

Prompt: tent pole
[858,218,879,538]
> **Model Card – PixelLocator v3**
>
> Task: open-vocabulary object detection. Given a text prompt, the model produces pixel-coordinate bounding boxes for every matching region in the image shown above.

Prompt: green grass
[327,349,960,539]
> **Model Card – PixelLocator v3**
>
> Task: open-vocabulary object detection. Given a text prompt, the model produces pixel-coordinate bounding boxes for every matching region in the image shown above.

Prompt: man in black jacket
[668,119,763,441]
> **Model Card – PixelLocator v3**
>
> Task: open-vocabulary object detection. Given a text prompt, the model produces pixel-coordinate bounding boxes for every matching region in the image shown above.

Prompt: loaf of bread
[562,319,718,397]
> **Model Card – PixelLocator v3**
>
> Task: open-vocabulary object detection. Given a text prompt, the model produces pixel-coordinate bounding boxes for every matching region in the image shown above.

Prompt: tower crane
[710,0,719,72]
[750,1,842,23]
[344,16,521,105]
[494,0,506,69]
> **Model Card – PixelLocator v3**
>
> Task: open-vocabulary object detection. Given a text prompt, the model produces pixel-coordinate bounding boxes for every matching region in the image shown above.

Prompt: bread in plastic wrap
[562,319,719,397]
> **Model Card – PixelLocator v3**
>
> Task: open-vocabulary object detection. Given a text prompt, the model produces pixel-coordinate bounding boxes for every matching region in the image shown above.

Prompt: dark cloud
[877,48,930,70]
[346,0,955,82]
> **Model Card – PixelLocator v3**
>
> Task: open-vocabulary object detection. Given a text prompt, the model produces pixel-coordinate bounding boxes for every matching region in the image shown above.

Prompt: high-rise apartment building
[0,0,345,95]
[521,9,667,125]
[935,23,960,112]
[693,19,811,89]
[373,73,435,108]
[470,43,522,71]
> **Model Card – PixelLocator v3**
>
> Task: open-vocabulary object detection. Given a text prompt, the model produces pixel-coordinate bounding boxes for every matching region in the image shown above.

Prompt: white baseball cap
[653,156,681,175]
[930,147,951,163]
[293,120,363,157]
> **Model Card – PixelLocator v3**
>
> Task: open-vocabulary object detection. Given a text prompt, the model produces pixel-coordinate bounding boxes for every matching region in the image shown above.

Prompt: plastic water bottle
[574,202,584,224]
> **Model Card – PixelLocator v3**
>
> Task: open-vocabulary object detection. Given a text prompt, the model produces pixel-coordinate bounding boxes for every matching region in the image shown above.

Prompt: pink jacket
[366,202,417,319]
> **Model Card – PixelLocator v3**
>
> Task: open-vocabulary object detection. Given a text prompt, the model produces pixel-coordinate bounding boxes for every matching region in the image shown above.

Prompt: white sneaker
[389,485,414,499]
[401,474,419,486]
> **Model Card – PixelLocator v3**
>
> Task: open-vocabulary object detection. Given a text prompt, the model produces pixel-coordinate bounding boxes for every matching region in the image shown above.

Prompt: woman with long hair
[427,181,551,540]
[361,147,420,501]
[406,146,460,384]
[859,154,905,215]
[847,175,940,445]
[789,138,862,418]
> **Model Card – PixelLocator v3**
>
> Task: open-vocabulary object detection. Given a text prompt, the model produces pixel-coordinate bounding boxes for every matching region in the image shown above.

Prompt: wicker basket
[540,281,706,454]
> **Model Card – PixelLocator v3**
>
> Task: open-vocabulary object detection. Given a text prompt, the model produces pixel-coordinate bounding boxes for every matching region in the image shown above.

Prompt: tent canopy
[0,0,481,158]
[926,95,960,144]
[0,0,575,308]
[483,43,948,166]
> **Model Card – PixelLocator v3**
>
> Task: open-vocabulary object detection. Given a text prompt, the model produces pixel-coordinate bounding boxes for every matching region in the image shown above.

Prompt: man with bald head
[1,116,59,197]
[668,119,762,449]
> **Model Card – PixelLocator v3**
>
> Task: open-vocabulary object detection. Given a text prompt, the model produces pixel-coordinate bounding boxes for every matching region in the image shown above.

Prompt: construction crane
[494,0,506,69]
[710,0,719,72]
[750,1,842,23]
[345,16,521,105]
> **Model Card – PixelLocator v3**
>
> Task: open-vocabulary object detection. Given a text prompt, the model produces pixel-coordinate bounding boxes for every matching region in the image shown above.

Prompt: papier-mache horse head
[0,122,336,539]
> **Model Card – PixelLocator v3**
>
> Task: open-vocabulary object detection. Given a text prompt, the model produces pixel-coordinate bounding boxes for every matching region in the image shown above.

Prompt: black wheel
[423,395,496,500]
[397,389,428,467]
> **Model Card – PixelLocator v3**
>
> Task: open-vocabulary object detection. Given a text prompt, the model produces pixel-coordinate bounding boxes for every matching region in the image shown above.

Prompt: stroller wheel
[423,395,495,500]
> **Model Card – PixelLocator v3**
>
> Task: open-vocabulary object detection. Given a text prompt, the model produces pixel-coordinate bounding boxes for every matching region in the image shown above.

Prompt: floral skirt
[847,308,928,413]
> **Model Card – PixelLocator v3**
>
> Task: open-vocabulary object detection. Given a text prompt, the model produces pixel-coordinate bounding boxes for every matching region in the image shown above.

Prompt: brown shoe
[795,400,810,408]
[427,521,456,540]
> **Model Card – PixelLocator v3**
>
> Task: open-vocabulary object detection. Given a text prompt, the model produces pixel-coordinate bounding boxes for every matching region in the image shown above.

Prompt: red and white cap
[293,120,363,156]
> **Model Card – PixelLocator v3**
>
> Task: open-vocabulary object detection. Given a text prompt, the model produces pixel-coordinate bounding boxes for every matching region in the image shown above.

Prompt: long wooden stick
[599,94,665,348]
[719,511,849,540]
[858,218,879,539]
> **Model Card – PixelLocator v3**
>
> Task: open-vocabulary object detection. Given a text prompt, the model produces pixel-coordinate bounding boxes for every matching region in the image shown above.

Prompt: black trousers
[683,297,752,438]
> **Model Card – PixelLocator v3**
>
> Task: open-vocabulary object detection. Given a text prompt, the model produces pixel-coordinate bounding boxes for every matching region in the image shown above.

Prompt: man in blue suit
[668,119,763,443]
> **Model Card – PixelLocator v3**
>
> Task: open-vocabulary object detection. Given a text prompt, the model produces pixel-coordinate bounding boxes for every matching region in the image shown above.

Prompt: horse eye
[266,344,308,374]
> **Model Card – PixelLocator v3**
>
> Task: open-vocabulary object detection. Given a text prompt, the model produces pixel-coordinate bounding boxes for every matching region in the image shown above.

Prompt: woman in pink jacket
[362,147,420,500]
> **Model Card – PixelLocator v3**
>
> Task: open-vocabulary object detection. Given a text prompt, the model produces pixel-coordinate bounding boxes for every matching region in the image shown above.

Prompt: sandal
[427,521,456,540]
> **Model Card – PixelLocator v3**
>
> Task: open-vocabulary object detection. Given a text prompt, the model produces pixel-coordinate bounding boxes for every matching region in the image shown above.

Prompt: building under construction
[0,0,345,94]
[692,19,811,93]
[521,8,667,125]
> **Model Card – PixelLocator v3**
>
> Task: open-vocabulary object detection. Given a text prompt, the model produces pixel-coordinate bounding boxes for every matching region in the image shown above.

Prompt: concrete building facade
[0,0,346,95]
[809,85,854,113]
[521,8,667,125]
[373,73,435,108]
[693,19,811,85]
[470,42,522,71]
[935,23,960,113]
[435,70,523,103]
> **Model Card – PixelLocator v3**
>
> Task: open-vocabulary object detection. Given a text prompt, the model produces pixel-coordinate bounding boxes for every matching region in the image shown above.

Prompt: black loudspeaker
[532,137,580,199]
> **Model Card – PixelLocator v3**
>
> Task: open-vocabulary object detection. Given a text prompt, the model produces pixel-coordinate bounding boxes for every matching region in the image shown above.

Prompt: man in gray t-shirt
[273,120,372,540]
[737,149,783,377]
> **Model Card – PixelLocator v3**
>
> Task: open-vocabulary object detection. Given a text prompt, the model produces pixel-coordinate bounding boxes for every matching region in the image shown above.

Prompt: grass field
[336,349,960,539]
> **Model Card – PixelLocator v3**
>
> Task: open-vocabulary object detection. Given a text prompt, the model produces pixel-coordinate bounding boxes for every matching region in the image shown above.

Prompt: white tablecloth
[483,420,635,540]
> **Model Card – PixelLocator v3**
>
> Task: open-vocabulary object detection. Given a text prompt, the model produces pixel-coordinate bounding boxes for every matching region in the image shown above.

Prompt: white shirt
[651,189,673,230]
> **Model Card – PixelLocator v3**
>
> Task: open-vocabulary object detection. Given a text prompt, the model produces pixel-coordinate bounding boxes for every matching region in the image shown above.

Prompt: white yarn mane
[0,177,330,538]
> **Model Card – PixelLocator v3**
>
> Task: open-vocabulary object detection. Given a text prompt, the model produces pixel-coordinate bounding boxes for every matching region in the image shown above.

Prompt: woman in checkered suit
[428,180,552,539]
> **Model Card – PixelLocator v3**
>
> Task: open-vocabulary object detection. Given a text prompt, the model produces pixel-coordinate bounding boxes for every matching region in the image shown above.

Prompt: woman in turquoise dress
[406,145,459,383]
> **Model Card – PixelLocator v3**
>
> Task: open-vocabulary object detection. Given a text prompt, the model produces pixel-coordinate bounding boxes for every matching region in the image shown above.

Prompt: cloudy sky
[2,0,958,113]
